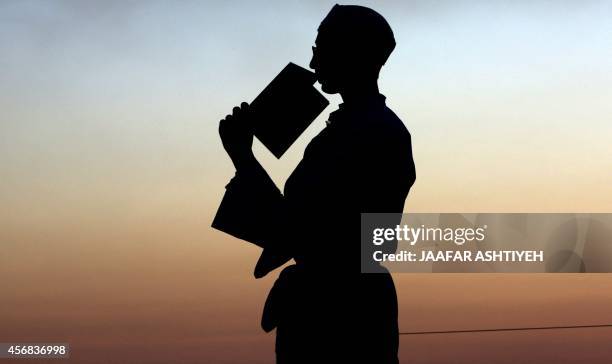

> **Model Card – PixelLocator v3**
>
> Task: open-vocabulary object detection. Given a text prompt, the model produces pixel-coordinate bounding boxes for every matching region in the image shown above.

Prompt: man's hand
[219,102,254,169]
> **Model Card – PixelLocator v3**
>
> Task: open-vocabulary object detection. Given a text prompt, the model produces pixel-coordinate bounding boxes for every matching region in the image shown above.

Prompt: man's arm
[215,103,293,274]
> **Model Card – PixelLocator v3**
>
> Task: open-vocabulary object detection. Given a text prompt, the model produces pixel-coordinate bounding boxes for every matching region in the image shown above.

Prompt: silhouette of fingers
[219,114,232,136]
[232,104,251,131]
[218,117,228,137]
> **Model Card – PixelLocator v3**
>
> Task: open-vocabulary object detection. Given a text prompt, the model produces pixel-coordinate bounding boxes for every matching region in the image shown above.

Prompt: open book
[212,63,329,276]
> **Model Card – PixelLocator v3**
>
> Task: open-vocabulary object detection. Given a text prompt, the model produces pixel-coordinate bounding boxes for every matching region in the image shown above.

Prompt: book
[250,62,329,158]
[212,63,329,277]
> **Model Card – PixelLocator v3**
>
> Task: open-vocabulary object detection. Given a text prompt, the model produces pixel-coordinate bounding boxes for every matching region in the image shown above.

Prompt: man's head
[309,4,395,94]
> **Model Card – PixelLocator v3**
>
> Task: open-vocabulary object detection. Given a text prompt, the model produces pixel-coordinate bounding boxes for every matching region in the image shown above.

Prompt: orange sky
[2,216,612,363]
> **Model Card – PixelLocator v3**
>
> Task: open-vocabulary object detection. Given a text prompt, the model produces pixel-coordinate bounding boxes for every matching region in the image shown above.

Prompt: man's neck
[340,81,380,104]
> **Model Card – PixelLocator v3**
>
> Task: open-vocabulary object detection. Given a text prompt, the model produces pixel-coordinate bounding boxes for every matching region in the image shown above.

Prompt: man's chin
[320,82,339,94]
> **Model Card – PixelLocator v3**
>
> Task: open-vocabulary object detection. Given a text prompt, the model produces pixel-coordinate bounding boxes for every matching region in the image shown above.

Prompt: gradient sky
[1,1,612,363]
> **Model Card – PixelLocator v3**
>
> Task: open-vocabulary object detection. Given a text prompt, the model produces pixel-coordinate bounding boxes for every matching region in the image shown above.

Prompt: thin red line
[400,324,612,335]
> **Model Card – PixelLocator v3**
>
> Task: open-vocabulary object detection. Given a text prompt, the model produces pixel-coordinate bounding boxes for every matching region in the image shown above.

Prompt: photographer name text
[373,249,544,263]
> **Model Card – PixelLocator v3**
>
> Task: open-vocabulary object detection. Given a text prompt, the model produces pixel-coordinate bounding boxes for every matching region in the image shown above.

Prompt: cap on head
[317,4,396,67]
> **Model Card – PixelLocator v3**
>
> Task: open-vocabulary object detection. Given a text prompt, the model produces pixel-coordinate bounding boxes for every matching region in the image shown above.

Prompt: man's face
[309,31,380,95]
[309,32,351,94]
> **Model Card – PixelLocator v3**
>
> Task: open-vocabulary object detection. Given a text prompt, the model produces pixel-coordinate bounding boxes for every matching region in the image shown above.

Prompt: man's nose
[309,46,317,70]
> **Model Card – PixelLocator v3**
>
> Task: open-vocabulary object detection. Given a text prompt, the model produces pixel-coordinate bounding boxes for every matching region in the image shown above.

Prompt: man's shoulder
[382,106,409,132]
[361,105,411,143]
[308,103,411,151]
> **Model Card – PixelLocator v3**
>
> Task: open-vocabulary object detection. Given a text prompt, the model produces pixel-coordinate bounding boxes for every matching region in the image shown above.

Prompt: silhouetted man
[219,5,415,364]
